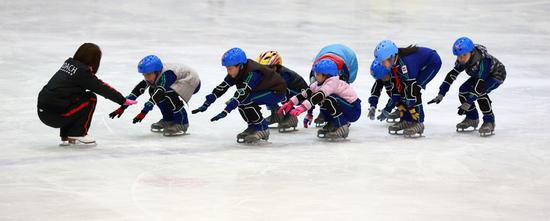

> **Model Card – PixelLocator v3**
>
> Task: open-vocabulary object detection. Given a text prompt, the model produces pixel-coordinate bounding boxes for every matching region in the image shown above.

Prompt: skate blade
[386,118,400,123]
[479,131,494,137]
[236,136,246,143]
[278,127,297,133]
[60,141,97,148]
[242,138,271,145]
[388,130,404,135]
[404,133,424,138]
[151,128,164,133]
[326,137,348,142]
[315,123,326,128]
[163,131,187,137]
[456,127,477,133]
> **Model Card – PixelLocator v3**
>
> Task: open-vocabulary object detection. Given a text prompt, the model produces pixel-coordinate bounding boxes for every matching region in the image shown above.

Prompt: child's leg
[241,91,285,130]
[238,103,267,131]
[320,96,348,127]
[63,92,97,137]
[160,91,187,124]
[334,97,362,123]
[458,77,479,120]
[478,77,502,123]
[157,100,174,122]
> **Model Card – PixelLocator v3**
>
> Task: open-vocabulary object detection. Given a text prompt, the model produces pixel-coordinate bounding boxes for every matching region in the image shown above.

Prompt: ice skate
[61,135,97,147]
[456,118,479,132]
[162,122,188,137]
[403,122,424,138]
[278,115,298,133]
[237,126,256,143]
[326,123,350,141]
[388,121,412,135]
[314,114,326,127]
[243,129,270,144]
[386,110,401,123]
[317,121,334,138]
[479,122,495,137]
[150,119,168,132]
[266,109,283,126]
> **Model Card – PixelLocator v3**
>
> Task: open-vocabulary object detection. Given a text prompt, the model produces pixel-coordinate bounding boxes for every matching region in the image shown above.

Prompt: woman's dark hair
[398,44,419,57]
[73,43,102,73]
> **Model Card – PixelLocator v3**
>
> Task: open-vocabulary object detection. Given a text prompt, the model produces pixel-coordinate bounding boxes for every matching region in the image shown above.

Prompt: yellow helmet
[257,51,282,66]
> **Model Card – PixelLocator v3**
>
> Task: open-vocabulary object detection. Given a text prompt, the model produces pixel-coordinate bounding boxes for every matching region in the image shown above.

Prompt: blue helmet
[374,40,398,62]
[221,48,247,66]
[138,55,163,74]
[370,59,389,80]
[452,37,475,56]
[313,59,339,77]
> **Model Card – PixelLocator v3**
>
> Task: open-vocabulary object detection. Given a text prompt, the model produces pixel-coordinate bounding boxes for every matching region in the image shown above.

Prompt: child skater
[108,55,201,136]
[192,48,287,143]
[256,50,308,132]
[306,44,359,127]
[37,43,137,146]
[428,37,506,136]
[373,40,442,137]
[367,59,401,123]
[279,59,361,140]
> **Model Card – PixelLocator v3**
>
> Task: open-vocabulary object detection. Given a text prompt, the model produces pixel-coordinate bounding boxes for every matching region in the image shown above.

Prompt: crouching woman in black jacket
[38,43,137,146]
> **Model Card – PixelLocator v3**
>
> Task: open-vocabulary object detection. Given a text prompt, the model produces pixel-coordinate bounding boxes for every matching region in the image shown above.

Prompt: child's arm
[192,75,235,114]
[368,79,385,108]
[223,72,261,113]
[127,80,149,100]
[108,80,148,119]
[132,71,177,123]
[429,62,467,105]
[437,62,466,97]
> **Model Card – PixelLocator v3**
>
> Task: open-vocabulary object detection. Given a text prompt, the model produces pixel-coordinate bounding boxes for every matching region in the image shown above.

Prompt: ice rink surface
[1,0,550,220]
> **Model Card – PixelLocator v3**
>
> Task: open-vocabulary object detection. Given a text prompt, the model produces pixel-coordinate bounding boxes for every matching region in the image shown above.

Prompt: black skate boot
[403,122,424,138]
[151,119,168,132]
[326,123,350,141]
[386,110,401,123]
[278,115,298,133]
[456,118,479,132]
[237,126,256,143]
[388,121,412,135]
[163,122,188,136]
[317,121,334,138]
[479,122,495,137]
[314,114,326,127]
[266,109,283,126]
[243,129,270,144]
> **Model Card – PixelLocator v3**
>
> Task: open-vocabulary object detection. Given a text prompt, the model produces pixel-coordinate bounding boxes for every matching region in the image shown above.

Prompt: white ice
[1,0,550,220]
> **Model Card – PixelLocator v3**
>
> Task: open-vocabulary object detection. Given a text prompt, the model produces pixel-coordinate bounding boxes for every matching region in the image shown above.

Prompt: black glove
[192,103,210,114]
[428,94,444,104]
[109,105,128,119]
[210,110,228,122]
[133,111,148,124]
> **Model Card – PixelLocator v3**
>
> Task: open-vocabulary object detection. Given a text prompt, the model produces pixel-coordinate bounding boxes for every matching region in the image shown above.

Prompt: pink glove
[289,105,307,116]
[278,101,295,115]
[123,99,138,106]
